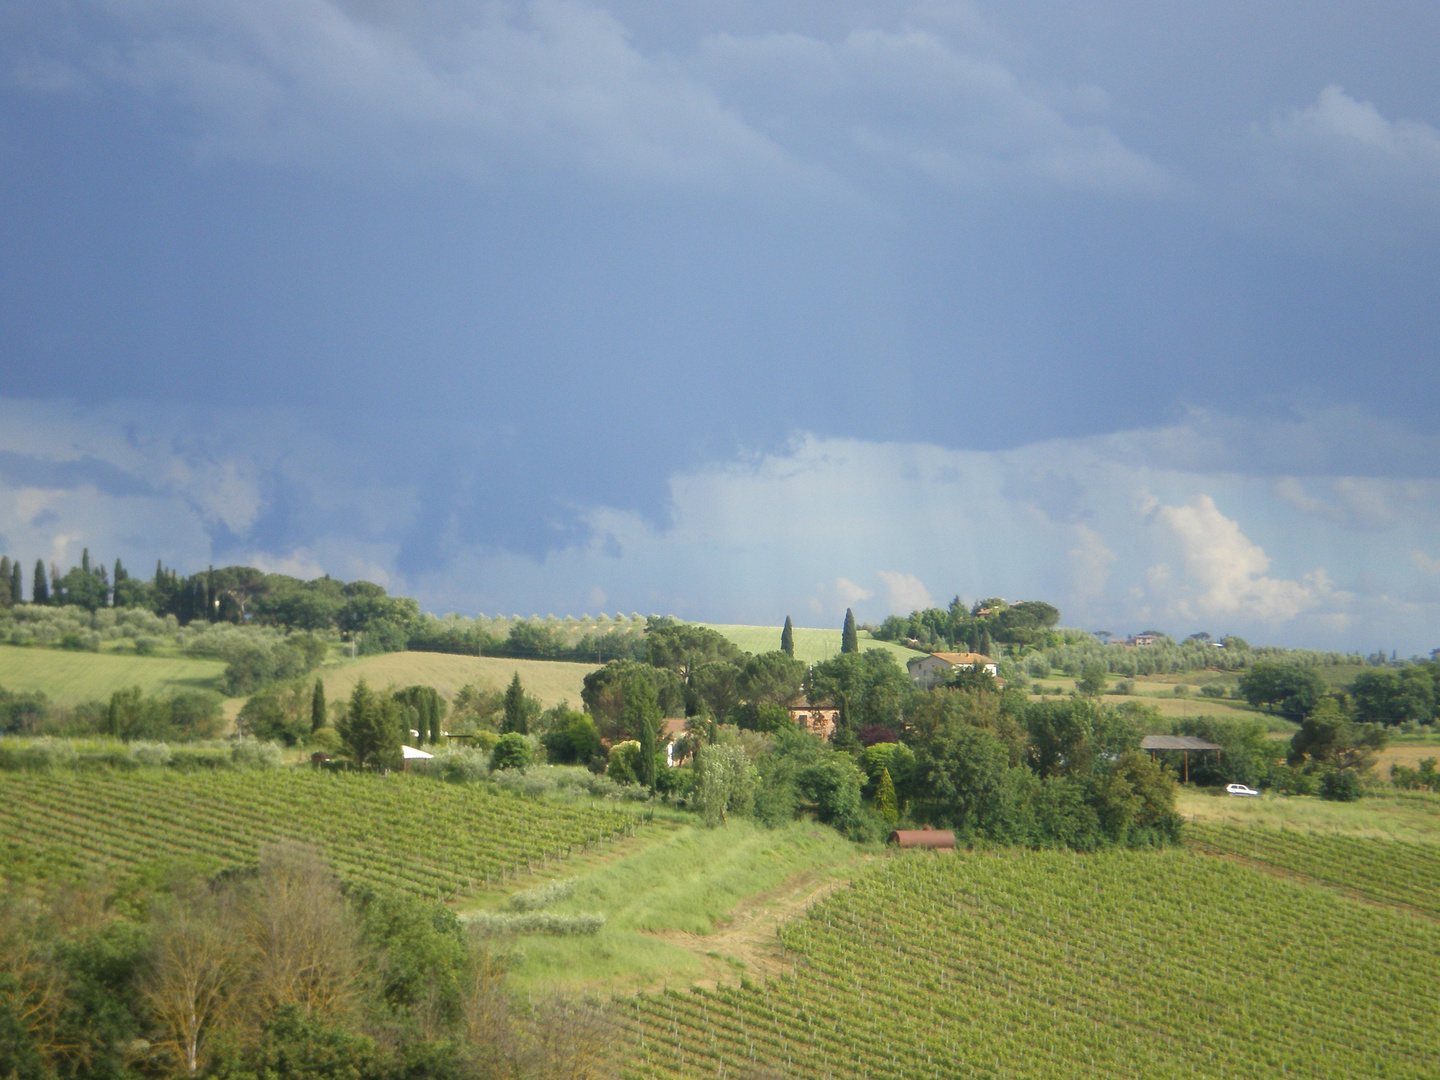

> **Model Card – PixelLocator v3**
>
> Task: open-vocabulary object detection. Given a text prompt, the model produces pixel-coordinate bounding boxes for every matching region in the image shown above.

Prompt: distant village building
[788,698,839,740]
[662,717,691,767]
[906,651,998,689]
[1128,633,1161,647]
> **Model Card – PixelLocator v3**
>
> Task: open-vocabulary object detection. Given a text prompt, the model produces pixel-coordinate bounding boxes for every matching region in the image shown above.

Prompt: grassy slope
[457,817,864,996]
[321,652,599,709]
[0,644,226,703]
[1177,787,1440,843]
[702,624,923,667]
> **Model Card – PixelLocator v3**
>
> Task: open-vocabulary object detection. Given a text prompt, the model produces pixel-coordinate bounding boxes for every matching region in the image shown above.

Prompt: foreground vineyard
[622,850,1440,1080]
[0,769,634,897]
[1188,822,1440,918]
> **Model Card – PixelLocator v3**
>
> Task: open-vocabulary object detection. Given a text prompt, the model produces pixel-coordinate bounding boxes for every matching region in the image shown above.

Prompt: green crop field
[0,769,634,898]
[1189,823,1440,917]
[620,848,1440,1080]
[0,643,227,703]
[323,651,599,709]
[702,624,924,667]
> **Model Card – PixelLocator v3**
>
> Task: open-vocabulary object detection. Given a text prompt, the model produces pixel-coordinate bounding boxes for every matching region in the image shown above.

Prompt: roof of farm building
[910,652,994,666]
[888,828,957,849]
[1140,735,1223,751]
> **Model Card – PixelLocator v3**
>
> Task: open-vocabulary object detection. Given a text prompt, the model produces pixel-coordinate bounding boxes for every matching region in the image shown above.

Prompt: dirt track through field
[640,864,869,991]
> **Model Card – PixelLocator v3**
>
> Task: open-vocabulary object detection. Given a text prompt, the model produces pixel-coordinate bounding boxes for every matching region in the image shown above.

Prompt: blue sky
[2,2,1439,651]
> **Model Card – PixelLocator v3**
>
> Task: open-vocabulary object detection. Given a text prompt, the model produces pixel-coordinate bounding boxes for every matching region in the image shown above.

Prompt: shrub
[491,732,531,771]
[464,911,604,935]
[232,740,284,769]
[129,741,172,767]
[1110,679,1135,696]
[1319,768,1364,802]
[606,740,643,784]
[1200,684,1228,699]
[507,878,577,912]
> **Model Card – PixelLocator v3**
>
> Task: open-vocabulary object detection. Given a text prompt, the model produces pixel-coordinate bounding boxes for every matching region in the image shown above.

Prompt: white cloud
[1249,85,1440,229]
[3,396,1440,651]
[877,570,932,613]
[1144,494,1338,623]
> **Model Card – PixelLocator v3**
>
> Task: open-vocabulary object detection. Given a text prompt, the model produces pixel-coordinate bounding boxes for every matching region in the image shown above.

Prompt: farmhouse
[1128,633,1161,646]
[662,717,691,766]
[907,651,998,689]
[788,698,839,740]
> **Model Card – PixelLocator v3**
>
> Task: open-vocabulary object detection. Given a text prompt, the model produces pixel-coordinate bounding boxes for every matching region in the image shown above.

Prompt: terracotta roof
[661,717,689,739]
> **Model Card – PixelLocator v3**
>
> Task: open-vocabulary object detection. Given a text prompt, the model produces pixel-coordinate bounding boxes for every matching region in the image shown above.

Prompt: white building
[906,651,998,689]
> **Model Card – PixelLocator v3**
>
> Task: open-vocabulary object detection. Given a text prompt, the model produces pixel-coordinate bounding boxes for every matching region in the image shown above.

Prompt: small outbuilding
[400,744,433,772]
[888,826,957,849]
[1140,734,1222,783]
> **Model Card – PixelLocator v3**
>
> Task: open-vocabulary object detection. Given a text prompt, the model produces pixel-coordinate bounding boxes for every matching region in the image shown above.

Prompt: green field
[702,624,924,667]
[0,643,227,703]
[323,651,599,709]
[460,817,864,995]
[1177,787,1440,843]
[0,769,633,898]
[621,847,1440,1079]
[1189,822,1440,917]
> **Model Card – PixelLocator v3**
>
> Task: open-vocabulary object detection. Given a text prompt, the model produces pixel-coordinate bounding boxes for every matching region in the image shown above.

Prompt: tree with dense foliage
[502,672,529,735]
[738,650,807,705]
[646,623,743,684]
[1288,697,1386,773]
[337,679,403,770]
[690,661,741,723]
[31,559,47,604]
[490,732,532,770]
[841,609,858,653]
[780,616,794,657]
[581,659,684,740]
[622,673,662,789]
[1075,663,1109,697]
[1348,668,1435,726]
[1238,662,1325,719]
[541,709,602,765]
[0,556,10,607]
[9,560,19,607]
[809,650,911,742]
[874,767,898,823]
[694,742,756,826]
[311,678,327,733]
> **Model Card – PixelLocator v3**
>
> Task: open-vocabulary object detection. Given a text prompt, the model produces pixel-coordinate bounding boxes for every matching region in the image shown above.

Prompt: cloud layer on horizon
[1,396,1437,653]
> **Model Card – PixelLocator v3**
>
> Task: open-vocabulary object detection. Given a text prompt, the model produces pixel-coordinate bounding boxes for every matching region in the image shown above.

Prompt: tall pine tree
[10,561,21,606]
[428,688,443,744]
[841,608,859,654]
[311,678,327,733]
[780,616,794,658]
[0,557,10,607]
[502,672,529,734]
[32,559,48,604]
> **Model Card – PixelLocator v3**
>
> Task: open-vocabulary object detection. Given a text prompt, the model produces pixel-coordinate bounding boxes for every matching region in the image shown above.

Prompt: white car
[1226,783,1261,797]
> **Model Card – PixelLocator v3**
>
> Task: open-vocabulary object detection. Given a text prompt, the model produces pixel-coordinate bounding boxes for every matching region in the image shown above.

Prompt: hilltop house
[907,651,998,689]
[787,698,839,740]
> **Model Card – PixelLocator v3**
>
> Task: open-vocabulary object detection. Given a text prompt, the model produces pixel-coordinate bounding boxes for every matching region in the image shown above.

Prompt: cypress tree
[0,557,10,607]
[11,561,21,606]
[311,678,327,733]
[81,548,90,575]
[841,608,858,654]
[502,672,528,734]
[875,767,898,824]
[781,616,794,658]
[428,688,443,744]
[33,559,48,604]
